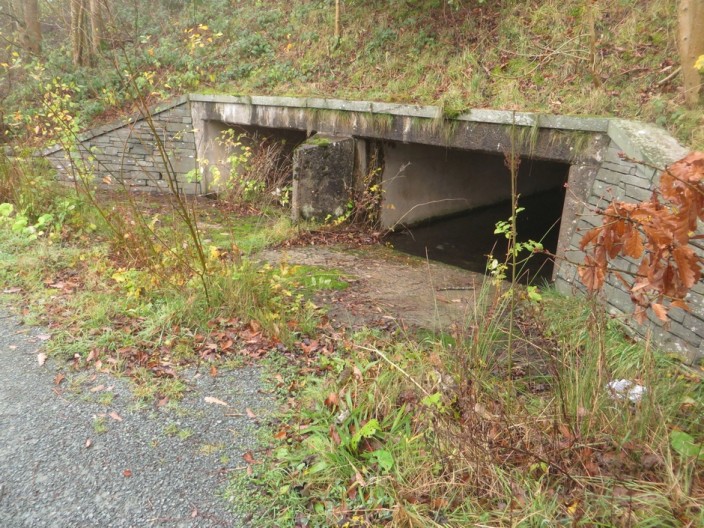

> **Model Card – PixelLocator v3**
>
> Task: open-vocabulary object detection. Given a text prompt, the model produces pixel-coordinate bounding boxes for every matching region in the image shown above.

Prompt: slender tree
[678,0,704,106]
[23,0,41,55]
[89,0,104,56]
[71,0,104,67]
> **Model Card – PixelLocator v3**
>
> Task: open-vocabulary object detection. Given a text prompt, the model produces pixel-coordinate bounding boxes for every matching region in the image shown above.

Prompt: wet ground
[259,245,493,332]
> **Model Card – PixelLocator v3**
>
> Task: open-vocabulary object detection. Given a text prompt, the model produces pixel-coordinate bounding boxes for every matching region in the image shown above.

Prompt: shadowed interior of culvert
[387,164,568,285]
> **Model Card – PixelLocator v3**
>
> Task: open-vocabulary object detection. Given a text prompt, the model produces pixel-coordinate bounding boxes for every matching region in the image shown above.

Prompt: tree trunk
[23,0,41,55]
[71,0,90,67]
[89,0,103,57]
[678,0,704,107]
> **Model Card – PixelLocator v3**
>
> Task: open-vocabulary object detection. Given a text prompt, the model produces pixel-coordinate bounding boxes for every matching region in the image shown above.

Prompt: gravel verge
[0,307,269,527]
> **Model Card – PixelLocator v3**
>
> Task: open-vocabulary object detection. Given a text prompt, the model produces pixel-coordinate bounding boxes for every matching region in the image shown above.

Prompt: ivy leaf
[349,419,380,452]
[670,430,704,460]
[370,449,394,472]
[0,202,13,217]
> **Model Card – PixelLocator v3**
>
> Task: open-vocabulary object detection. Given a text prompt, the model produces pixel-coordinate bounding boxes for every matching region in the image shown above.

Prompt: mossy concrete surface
[292,134,354,222]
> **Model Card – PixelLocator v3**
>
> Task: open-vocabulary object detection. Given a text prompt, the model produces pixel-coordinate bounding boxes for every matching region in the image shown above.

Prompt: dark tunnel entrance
[386,155,570,284]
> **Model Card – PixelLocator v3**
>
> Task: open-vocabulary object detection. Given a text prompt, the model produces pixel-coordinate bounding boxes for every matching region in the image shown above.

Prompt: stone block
[292,134,355,222]
[595,168,622,185]
[617,172,652,190]
[166,122,187,133]
[600,160,632,176]
[624,184,652,202]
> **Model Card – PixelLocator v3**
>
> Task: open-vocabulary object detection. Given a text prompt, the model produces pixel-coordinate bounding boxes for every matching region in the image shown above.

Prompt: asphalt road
[0,308,266,527]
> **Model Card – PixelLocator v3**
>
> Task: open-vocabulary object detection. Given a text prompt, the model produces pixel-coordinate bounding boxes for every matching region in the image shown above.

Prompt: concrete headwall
[41,94,703,360]
[44,97,197,193]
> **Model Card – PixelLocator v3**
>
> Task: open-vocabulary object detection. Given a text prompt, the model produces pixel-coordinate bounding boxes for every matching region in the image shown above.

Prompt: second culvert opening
[383,146,569,283]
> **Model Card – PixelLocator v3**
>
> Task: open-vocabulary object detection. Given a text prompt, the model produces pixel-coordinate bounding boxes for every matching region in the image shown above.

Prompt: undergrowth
[232,284,704,526]
[2,0,702,150]
[0,152,342,402]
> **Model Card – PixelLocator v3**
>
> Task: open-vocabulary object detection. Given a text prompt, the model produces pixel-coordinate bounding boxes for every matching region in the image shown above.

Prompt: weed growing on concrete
[213,130,293,209]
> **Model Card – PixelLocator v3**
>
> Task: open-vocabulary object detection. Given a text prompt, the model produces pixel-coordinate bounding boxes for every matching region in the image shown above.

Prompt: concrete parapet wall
[43,97,197,193]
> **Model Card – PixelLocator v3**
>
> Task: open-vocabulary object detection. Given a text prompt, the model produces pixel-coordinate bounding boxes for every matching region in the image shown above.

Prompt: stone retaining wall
[43,97,197,193]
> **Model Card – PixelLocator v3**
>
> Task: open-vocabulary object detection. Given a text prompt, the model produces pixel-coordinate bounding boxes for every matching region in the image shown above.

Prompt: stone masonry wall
[43,97,197,193]
[555,121,703,361]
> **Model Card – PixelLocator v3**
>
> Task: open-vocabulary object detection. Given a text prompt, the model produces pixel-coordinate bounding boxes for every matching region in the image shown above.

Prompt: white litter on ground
[607,379,647,403]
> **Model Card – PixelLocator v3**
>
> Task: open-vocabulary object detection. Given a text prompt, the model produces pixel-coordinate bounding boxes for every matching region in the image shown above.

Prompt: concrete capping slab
[187,94,613,133]
[607,119,690,170]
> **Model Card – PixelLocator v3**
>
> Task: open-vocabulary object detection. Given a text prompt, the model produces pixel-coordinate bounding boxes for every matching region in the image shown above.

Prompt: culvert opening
[202,121,308,196]
[385,151,570,284]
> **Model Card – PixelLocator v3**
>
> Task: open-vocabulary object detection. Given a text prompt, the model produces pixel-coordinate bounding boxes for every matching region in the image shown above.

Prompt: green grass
[164,423,195,440]
[93,416,108,435]
[200,214,296,255]
[228,284,704,527]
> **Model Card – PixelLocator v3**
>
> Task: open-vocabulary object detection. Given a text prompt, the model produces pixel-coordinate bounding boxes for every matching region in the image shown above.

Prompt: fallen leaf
[108,411,123,422]
[54,373,65,385]
[36,334,51,341]
[347,483,358,500]
[246,408,257,419]
[329,424,341,445]
[3,287,21,294]
[90,384,106,393]
[324,392,339,409]
[123,469,132,478]
[37,353,47,366]
[204,396,229,406]
[210,365,218,377]
[243,451,257,464]
[273,429,287,440]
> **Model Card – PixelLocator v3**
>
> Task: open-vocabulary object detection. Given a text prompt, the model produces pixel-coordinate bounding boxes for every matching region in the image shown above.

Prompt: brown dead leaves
[579,152,704,322]
[196,318,272,362]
